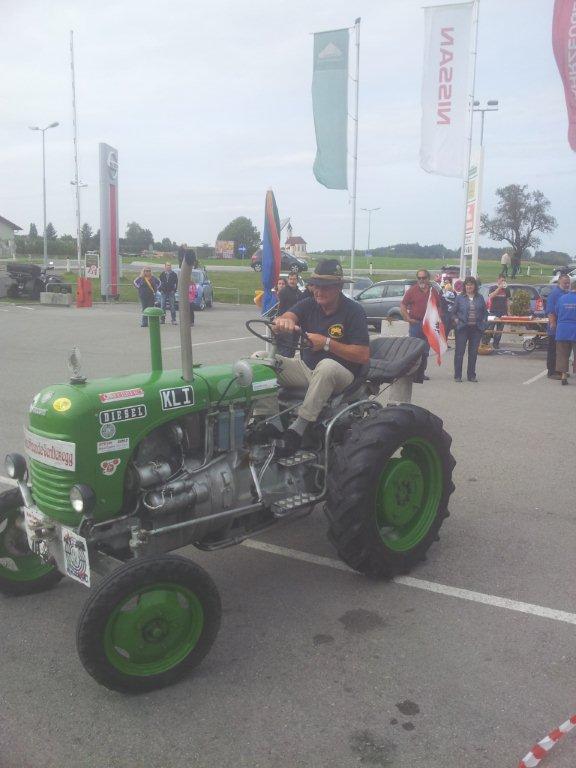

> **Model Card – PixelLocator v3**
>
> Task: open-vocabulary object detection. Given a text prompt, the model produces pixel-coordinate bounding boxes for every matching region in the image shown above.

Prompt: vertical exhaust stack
[178,250,194,381]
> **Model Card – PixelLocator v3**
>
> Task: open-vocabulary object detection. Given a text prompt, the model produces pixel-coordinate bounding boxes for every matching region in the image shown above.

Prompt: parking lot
[1,301,575,768]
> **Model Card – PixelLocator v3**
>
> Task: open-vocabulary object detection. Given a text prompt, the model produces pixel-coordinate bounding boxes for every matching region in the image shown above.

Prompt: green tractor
[1,257,455,693]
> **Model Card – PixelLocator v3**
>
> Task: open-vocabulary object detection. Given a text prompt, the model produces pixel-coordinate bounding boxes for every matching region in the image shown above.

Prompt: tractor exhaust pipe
[178,250,195,381]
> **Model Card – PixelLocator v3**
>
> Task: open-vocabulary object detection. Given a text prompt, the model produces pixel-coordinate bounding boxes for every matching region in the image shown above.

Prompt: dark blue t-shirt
[555,292,576,342]
[289,294,369,374]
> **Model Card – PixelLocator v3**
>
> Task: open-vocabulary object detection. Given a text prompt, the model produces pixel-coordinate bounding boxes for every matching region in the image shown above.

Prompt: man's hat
[306,259,352,286]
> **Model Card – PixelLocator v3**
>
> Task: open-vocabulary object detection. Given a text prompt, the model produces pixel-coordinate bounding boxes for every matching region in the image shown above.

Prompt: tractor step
[275,450,317,468]
[272,492,321,517]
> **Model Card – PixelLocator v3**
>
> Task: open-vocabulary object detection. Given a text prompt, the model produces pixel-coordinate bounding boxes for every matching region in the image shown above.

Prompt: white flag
[420,2,474,178]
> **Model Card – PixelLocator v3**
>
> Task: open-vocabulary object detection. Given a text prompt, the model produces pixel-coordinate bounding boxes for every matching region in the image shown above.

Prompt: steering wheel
[245,319,311,352]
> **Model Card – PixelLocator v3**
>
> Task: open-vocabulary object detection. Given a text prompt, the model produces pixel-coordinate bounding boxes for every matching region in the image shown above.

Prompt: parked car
[532,283,555,305]
[479,283,545,316]
[6,262,63,300]
[251,249,308,273]
[155,267,213,311]
[349,277,373,297]
[549,267,576,284]
[355,279,417,331]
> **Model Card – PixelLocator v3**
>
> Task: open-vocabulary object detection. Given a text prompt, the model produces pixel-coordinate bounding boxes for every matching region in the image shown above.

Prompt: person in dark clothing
[452,276,488,382]
[546,273,571,378]
[511,255,521,278]
[159,262,179,324]
[486,274,511,349]
[133,267,160,327]
[276,272,302,357]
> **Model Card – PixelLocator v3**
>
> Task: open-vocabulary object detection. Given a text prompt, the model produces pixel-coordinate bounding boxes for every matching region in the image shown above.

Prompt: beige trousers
[254,356,354,422]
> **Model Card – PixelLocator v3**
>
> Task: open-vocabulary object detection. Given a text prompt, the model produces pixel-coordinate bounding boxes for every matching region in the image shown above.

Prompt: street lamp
[473,99,499,146]
[360,207,381,254]
[29,122,59,268]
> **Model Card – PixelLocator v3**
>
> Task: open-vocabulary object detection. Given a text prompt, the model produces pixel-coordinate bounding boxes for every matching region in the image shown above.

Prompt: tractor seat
[367,337,426,384]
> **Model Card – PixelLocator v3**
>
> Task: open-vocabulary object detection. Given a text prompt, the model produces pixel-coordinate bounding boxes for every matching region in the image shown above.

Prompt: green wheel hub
[375,437,442,551]
[103,582,205,677]
[0,510,55,583]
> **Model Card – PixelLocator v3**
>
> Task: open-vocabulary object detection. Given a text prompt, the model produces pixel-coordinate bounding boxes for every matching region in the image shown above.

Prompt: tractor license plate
[61,528,91,588]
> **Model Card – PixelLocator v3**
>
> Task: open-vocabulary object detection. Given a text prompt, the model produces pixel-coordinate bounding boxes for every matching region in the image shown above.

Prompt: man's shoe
[246,421,284,445]
[548,372,562,380]
[454,377,462,382]
[423,375,430,381]
[468,376,478,383]
[275,429,302,458]
[171,320,177,325]
[561,377,568,386]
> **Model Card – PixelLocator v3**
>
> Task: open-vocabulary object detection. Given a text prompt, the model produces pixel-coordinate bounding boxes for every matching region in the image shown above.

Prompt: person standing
[188,279,197,327]
[400,269,434,380]
[546,273,571,379]
[159,262,178,325]
[511,254,521,278]
[486,274,511,349]
[500,251,511,278]
[554,278,576,386]
[452,276,488,382]
[276,272,302,357]
[133,267,160,327]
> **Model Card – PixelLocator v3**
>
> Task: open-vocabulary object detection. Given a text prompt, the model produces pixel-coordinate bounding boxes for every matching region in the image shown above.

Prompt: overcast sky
[1,0,574,255]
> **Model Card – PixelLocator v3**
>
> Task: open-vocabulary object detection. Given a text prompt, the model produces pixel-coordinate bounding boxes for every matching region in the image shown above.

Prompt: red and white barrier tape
[519,714,576,767]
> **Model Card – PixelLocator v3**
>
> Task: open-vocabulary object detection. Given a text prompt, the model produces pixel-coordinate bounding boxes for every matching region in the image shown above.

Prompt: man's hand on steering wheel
[272,317,297,333]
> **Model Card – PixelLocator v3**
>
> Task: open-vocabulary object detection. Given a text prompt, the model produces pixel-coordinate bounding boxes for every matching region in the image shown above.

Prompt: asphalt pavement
[0,301,575,768]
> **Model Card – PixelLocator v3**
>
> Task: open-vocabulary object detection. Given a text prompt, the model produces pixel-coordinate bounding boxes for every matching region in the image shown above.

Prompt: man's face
[165,264,172,271]
[559,275,570,290]
[416,272,429,289]
[288,274,298,288]
[312,283,341,309]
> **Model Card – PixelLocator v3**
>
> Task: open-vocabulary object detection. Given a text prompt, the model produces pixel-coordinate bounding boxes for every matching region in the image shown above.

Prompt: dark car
[532,283,555,305]
[350,277,373,297]
[251,249,308,273]
[479,283,545,316]
[355,279,417,331]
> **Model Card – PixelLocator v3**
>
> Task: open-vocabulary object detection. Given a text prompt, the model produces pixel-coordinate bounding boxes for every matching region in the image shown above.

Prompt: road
[0,301,575,768]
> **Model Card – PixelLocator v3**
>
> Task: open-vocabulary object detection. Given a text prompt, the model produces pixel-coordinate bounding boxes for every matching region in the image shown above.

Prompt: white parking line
[165,336,255,351]
[523,369,548,385]
[242,540,576,626]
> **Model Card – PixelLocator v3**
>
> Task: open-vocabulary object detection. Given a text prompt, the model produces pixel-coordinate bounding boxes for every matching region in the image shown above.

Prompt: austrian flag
[422,289,448,365]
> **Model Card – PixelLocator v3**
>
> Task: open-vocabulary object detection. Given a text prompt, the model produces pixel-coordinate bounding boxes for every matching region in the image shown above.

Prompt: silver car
[355,279,416,331]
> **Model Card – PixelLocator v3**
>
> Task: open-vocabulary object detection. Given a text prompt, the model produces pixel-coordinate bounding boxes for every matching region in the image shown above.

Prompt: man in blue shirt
[255,259,370,455]
[546,273,571,378]
[555,279,576,385]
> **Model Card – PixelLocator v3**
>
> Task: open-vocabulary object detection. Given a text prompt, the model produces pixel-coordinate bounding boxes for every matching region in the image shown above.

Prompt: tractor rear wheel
[325,404,455,578]
[0,488,63,596]
[76,554,221,693]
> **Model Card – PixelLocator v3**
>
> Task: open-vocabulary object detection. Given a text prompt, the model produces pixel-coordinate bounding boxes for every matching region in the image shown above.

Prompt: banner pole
[349,17,361,286]
[459,0,480,281]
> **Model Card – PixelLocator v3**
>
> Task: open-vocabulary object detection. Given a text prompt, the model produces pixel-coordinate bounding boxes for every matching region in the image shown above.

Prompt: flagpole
[458,0,480,281]
[349,17,361,287]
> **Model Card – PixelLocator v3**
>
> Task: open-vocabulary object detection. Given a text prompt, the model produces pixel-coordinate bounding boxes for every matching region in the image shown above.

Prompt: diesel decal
[99,404,147,425]
[328,324,344,339]
[159,385,195,411]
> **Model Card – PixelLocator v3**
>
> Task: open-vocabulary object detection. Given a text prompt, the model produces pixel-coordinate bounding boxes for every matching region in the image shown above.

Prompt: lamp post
[473,99,499,146]
[360,206,380,254]
[29,122,59,268]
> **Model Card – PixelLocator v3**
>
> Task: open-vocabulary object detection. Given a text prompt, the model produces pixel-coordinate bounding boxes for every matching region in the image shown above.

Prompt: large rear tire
[0,488,63,596]
[325,404,455,578]
[76,555,221,693]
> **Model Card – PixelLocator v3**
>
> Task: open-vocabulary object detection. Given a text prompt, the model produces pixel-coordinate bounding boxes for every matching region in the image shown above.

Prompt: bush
[510,290,531,316]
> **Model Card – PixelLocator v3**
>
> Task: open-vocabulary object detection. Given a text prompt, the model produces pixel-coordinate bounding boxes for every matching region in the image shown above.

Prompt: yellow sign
[53,398,72,413]
[328,324,344,339]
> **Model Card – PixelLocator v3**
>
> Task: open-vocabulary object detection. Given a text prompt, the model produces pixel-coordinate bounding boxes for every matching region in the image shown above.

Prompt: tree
[125,222,154,253]
[481,185,557,266]
[45,222,57,240]
[29,223,38,238]
[81,223,93,253]
[217,217,261,257]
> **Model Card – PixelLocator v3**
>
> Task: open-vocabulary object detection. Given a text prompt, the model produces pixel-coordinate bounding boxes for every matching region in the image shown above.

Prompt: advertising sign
[215,240,235,259]
[462,147,484,277]
[420,2,474,177]
[99,143,120,298]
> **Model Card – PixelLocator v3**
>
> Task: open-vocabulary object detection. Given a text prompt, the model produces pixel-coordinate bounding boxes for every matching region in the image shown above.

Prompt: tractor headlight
[70,484,96,515]
[5,453,27,481]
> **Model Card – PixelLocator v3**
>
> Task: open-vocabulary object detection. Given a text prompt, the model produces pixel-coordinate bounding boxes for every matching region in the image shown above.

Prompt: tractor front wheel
[0,488,63,596]
[325,404,455,578]
[76,555,221,693]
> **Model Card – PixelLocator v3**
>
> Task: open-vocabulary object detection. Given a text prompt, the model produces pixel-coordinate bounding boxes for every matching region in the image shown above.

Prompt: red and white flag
[552,0,576,152]
[422,289,448,365]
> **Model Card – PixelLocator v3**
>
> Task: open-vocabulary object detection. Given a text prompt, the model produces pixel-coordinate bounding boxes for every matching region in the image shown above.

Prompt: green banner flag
[312,28,349,190]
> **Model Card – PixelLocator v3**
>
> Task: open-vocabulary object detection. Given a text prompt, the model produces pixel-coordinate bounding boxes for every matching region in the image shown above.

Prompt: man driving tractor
[254,259,370,456]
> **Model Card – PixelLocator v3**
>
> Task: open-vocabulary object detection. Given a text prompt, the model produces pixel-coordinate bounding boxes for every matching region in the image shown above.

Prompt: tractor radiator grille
[29,460,77,519]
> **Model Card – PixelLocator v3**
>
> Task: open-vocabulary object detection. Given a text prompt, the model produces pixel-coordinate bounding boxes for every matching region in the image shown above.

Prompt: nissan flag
[552,0,576,152]
[420,2,474,177]
[99,143,120,299]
